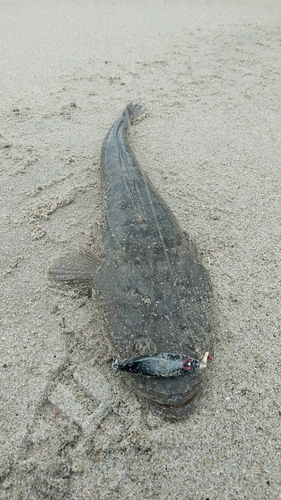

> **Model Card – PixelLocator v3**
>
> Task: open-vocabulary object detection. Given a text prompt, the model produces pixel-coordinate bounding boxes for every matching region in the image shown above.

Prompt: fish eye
[182,358,193,371]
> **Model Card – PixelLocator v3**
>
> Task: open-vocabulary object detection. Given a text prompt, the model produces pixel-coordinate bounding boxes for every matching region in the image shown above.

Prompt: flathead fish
[49,103,213,416]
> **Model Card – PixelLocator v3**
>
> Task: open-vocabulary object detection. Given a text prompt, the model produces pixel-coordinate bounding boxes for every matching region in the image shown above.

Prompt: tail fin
[125,102,144,123]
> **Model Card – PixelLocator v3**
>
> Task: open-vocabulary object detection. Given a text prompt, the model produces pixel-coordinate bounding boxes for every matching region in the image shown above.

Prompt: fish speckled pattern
[49,103,213,416]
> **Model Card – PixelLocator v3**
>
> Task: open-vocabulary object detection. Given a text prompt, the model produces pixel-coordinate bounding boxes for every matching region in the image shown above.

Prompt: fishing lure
[112,352,211,377]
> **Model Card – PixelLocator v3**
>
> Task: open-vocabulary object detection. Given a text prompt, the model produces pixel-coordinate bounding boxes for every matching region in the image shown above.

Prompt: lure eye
[182,358,193,371]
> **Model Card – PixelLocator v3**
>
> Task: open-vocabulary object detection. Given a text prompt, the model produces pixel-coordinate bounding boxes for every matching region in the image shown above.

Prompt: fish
[48,103,213,417]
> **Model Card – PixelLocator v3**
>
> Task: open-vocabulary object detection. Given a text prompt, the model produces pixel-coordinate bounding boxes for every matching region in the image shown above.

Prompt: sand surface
[1,1,281,498]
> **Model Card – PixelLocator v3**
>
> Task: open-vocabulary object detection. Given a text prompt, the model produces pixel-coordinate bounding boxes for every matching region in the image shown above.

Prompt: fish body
[49,104,213,415]
[95,104,213,412]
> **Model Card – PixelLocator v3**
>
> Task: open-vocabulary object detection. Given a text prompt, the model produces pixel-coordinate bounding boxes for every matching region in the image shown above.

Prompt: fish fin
[125,102,145,122]
[183,231,198,259]
[47,249,100,288]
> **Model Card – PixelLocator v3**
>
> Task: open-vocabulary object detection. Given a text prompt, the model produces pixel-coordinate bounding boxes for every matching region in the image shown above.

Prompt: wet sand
[0,1,280,498]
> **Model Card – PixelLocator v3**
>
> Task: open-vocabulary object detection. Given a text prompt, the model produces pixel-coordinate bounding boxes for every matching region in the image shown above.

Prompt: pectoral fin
[48,249,100,288]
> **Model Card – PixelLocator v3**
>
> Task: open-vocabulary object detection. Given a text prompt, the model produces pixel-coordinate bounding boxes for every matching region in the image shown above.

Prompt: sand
[0,1,280,498]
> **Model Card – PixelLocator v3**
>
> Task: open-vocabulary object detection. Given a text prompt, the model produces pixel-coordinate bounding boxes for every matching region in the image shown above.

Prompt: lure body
[112,353,199,377]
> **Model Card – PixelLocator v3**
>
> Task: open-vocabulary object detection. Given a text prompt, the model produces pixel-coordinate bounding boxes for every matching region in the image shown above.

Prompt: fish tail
[124,102,144,123]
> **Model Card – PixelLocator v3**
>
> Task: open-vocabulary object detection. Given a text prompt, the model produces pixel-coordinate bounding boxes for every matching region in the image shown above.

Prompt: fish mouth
[158,382,201,409]
[132,371,204,412]
[115,351,211,414]
[149,381,201,409]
